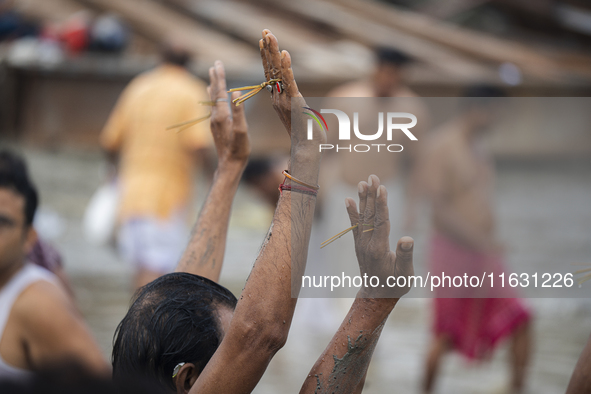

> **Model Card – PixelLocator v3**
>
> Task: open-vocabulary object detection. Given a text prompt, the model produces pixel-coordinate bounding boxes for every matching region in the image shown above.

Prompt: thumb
[395,236,414,274]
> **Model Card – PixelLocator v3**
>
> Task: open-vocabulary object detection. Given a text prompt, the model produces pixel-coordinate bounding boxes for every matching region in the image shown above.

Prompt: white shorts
[117,213,189,274]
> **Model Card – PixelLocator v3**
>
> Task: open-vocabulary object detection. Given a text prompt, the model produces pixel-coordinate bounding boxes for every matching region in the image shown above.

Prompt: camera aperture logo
[304,107,417,153]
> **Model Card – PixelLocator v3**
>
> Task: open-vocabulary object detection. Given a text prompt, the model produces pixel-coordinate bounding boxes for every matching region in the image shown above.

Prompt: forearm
[239,146,323,318]
[191,152,321,394]
[300,297,397,394]
[191,30,326,393]
[175,163,245,281]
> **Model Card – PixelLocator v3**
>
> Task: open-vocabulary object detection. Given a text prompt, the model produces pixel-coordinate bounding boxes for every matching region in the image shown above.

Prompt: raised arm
[189,29,326,394]
[300,175,414,394]
[175,61,250,282]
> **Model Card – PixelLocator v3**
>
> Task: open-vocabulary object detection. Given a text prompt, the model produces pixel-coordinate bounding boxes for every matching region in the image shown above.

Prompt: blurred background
[1,0,591,393]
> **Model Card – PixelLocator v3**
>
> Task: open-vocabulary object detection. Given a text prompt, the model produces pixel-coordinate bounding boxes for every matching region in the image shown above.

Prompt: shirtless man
[113,30,415,394]
[330,47,414,99]
[316,48,426,287]
[326,47,423,188]
[420,86,531,393]
[0,150,109,380]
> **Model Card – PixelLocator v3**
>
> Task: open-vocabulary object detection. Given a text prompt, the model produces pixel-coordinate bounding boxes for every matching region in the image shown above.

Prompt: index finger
[259,39,271,82]
[280,50,300,98]
[210,60,227,100]
[209,63,229,122]
[263,30,282,81]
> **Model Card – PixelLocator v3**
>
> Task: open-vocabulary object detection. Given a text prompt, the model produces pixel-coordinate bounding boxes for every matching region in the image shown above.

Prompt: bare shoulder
[12,279,77,331]
[187,73,208,90]
[10,278,108,373]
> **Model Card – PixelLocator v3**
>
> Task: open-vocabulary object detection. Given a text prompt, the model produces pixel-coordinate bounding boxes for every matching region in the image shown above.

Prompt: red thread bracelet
[278,183,318,196]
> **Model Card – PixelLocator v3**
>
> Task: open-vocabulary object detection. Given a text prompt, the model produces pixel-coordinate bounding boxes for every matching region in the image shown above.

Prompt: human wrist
[218,156,247,171]
[289,148,321,183]
[215,161,245,183]
[357,289,400,308]
[354,296,398,321]
[292,145,321,163]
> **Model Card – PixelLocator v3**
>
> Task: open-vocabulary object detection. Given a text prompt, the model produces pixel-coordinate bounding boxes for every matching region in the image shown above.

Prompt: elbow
[234,317,289,355]
[260,326,288,353]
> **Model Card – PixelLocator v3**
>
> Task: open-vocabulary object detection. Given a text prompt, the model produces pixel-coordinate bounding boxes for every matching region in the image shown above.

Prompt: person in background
[329,46,416,98]
[100,38,212,289]
[241,155,287,208]
[325,46,427,231]
[420,86,531,393]
[297,47,427,345]
[0,150,108,380]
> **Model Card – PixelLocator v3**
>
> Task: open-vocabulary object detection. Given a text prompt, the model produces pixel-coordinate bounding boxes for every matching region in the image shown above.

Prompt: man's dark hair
[160,44,191,68]
[112,272,238,390]
[463,84,507,98]
[0,149,38,226]
[375,46,411,67]
[242,157,272,185]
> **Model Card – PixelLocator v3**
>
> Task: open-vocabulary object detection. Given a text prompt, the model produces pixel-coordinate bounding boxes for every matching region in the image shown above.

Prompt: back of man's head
[112,272,237,390]
[0,149,38,227]
[375,46,411,67]
[160,38,192,68]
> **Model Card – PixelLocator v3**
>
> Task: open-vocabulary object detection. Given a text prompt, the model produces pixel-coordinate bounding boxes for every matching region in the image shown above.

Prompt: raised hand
[189,33,323,394]
[259,29,303,137]
[175,60,249,281]
[209,60,250,168]
[345,174,414,298]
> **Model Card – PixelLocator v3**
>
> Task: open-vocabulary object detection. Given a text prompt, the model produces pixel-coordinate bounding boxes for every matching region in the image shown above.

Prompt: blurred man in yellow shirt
[100,41,211,288]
